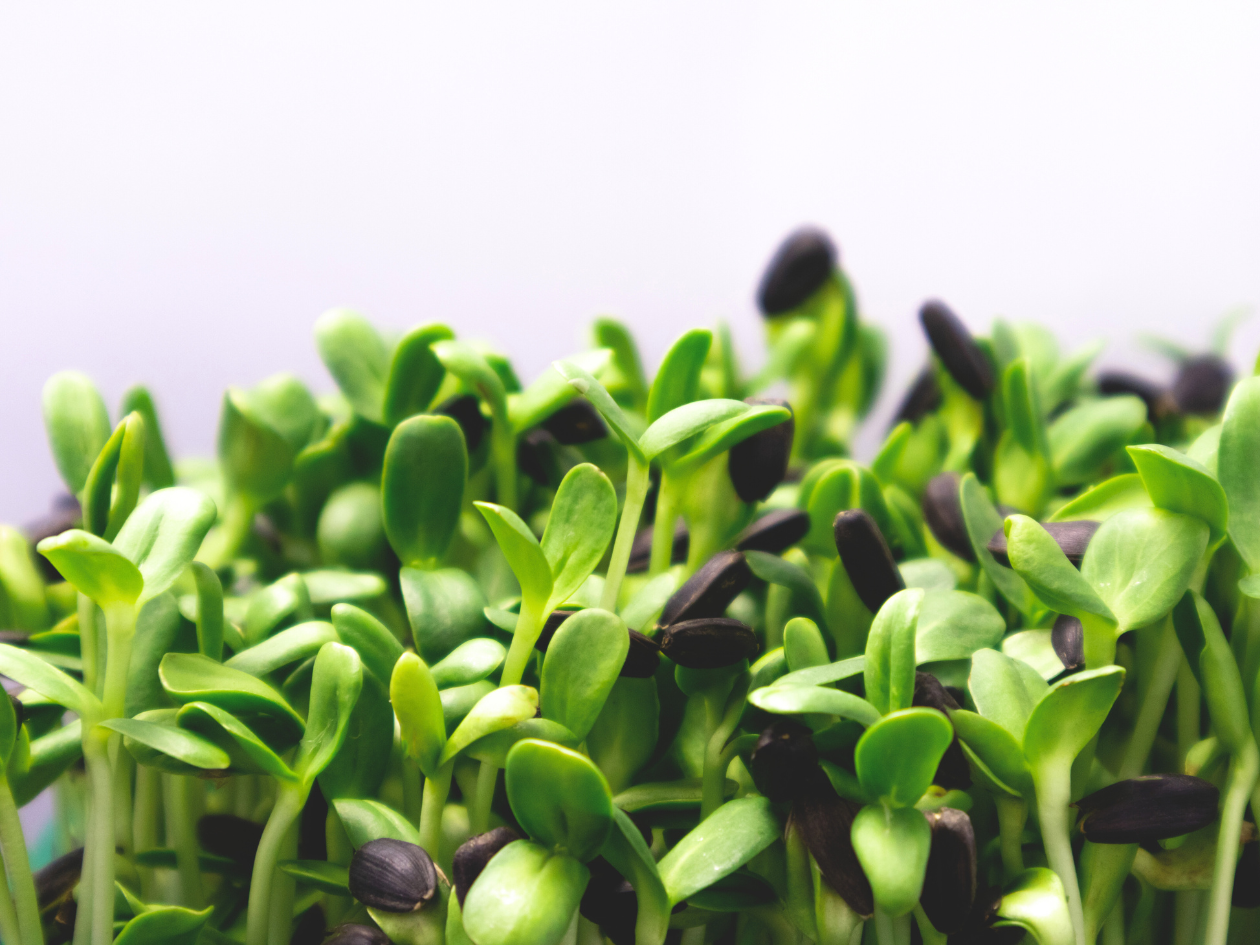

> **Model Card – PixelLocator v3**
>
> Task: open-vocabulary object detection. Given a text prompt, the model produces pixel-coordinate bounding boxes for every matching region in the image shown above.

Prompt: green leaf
[639,399,749,462]
[0,644,99,718]
[784,617,830,671]
[593,318,650,409]
[657,796,781,905]
[463,718,580,767]
[176,702,297,781]
[391,652,446,777]
[993,868,1075,945]
[37,529,142,607]
[671,404,792,471]
[315,308,393,423]
[854,708,953,806]
[506,738,614,861]
[968,649,1047,742]
[101,717,231,770]
[432,339,509,425]
[318,670,394,802]
[1217,377,1260,571]
[1080,509,1208,632]
[332,797,421,847]
[224,621,339,678]
[382,414,468,568]
[113,905,212,945]
[218,376,317,503]
[11,720,83,807]
[331,603,403,684]
[475,503,553,617]
[82,411,146,541]
[383,323,454,426]
[552,358,645,462]
[960,473,1038,616]
[914,590,1005,663]
[119,385,176,489]
[851,804,931,918]
[1047,474,1152,523]
[400,567,490,664]
[160,653,304,744]
[745,551,827,629]
[441,680,496,733]
[0,526,49,630]
[509,349,613,434]
[600,807,671,945]
[646,329,712,422]
[278,859,350,896]
[440,685,539,764]
[1022,667,1125,769]
[43,369,112,494]
[1127,444,1227,545]
[113,487,217,606]
[950,710,1033,796]
[431,639,506,688]
[747,684,881,727]
[1003,358,1049,457]
[1004,515,1113,622]
[1172,591,1251,753]
[542,464,617,608]
[294,642,363,785]
[0,688,17,767]
[863,589,923,716]
[1048,397,1147,485]
[462,840,589,945]
[303,570,388,605]
[769,656,865,691]
[541,608,629,740]
[190,562,224,661]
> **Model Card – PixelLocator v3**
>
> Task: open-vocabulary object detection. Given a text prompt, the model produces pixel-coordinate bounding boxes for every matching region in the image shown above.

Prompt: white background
[2,3,1259,524]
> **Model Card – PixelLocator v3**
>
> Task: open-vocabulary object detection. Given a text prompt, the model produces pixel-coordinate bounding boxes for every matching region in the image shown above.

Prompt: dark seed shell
[1172,354,1234,415]
[1098,371,1175,421]
[919,301,995,401]
[658,618,759,669]
[658,551,753,628]
[987,520,1100,569]
[892,366,942,426]
[735,509,810,555]
[833,509,905,615]
[322,924,393,945]
[749,719,819,803]
[1233,842,1260,908]
[756,227,837,317]
[1076,774,1220,844]
[580,856,637,945]
[35,847,83,912]
[728,399,794,504]
[542,400,609,445]
[300,782,329,862]
[453,827,521,907]
[534,610,576,652]
[622,630,662,678]
[912,674,970,791]
[516,428,560,486]
[23,493,81,583]
[919,808,977,935]
[789,768,873,917]
[626,522,688,574]
[47,896,76,945]
[1052,615,1085,673]
[291,905,326,945]
[922,472,974,563]
[348,838,439,913]
[198,814,264,867]
[435,394,489,453]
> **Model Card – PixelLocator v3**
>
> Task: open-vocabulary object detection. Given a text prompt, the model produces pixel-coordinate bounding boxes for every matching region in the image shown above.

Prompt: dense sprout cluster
[0,227,1255,945]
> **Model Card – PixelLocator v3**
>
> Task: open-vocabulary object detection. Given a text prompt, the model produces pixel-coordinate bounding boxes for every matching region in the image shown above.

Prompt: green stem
[164,774,205,908]
[324,809,353,926]
[1174,891,1201,945]
[649,474,681,576]
[912,905,947,945]
[471,761,498,834]
[1034,763,1087,945]
[600,457,650,612]
[418,763,453,859]
[0,856,20,945]
[112,742,134,858]
[1176,660,1201,767]
[246,784,303,945]
[82,733,116,945]
[1118,619,1181,779]
[501,605,543,688]
[491,422,517,512]
[77,593,101,697]
[873,909,896,945]
[700,693,725,820]
[267,819,298,945]
[133,764,160,900]
[764,581,791,652]
[0,775,43,945]
[994,794,1027,880]
[203,492,257,571]
[402,757,422,826]
[1100,905,1124,945]
[1080,840,1136,944]
[1202,742,1259,945]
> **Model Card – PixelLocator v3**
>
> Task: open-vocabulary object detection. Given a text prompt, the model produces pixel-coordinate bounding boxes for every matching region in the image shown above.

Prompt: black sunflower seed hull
[516,428,560,486]
[735,509,810,555]
[435,394,489,453]
[892,366,943,426]
[453,827,521,907]
[756,227,837,317]
[912,673,970,791]
[920,808,977,935]
[322,924,393,945]
[922,472,974,562]
[833,509,904,615]
[534,610,577,652]
[197,814,265,867]
[626,522,688,574]
[1172,354,1234,415]
[1233,842,1260,908]
[1052,614,1085,673]
[658,618,759,669]
[1098,371,1176,421]
[622,630,662,678]
[790,768,873,917]
[728,399,794,504]
[658,551,753,627]
[1076,774,1220,843]
[987,520,1099,569]
[580,856,637,945]
[542,399,609,445]
[348,838,439,913]
[35,847,84,913]
[919,301,995,401]
[750,719,819,803]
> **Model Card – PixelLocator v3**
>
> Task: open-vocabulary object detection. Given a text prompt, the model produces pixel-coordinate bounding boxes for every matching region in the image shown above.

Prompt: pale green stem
[1176,661,1201,768]
[133,764,160,900]
[77,593,101,697]
[0,857,21,945]
[203,492,257,571]
[82,733,116,945]
[873,908,897,945]
[1202,742,1259,945]
[1100,905,1124,945]
[112,743,134,856]
[0,775,43,945]
[600,457,650,612]
[246,784,303,945]
[491,422,517,512]
[912,905,947,945]
[994,794,1027,880]
[1119,619,1181,779]
[1080,841,1136,944]
[164,774,204,908]
[1174,891,1201,945]
[402,757,423,826]
[501,605,543,688]
[418,763,454,859]
[649,474,681,576]
[324,809,353,926]
[471,761,498,834]
[576,916,603,945]
[1034,764,1087,945]
[267,819,298,945]
[72,781,95,945]
[700,692,725,820]
[235,774,258,819]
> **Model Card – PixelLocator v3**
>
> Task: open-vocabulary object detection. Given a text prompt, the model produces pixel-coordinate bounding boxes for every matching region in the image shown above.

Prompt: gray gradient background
[3,3,1260,527]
